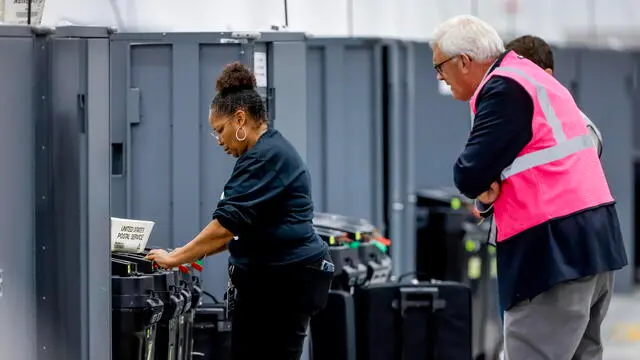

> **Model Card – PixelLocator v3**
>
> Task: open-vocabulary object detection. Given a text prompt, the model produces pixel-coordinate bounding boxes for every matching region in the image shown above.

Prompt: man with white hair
[430,15,628,359]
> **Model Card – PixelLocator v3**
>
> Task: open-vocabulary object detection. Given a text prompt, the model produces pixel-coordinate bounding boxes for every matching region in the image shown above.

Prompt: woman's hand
[145,249,179,269]
[477,181,501,205]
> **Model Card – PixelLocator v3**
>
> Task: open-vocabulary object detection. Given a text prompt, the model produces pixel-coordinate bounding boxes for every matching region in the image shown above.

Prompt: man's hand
[465,203,483,219]
[477,181,501,205]
[471,206,482,219]
[145,249,180,269]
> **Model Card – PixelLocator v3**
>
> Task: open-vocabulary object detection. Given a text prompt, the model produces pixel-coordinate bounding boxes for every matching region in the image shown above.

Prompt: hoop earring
[235,127,247,141]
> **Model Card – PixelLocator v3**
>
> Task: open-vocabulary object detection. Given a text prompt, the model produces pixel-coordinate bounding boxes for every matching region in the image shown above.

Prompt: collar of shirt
[470,51,509,126]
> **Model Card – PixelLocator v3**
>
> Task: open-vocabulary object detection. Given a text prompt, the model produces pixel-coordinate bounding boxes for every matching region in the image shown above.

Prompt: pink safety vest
[470,51,614,242]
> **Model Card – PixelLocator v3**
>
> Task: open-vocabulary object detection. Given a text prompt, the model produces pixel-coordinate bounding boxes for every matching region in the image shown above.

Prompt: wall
[38,0,640,47]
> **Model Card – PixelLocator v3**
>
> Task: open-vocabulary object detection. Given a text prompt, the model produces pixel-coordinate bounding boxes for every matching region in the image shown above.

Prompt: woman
[146,62,333,360]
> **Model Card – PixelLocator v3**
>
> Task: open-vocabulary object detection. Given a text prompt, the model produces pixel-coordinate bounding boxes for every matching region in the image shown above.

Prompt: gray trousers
[503,271,614,360]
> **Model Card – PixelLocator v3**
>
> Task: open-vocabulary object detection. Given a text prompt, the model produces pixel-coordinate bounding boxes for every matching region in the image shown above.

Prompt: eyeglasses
[210,120,228,141]
[433,56,456,75]
[210,130,220,141]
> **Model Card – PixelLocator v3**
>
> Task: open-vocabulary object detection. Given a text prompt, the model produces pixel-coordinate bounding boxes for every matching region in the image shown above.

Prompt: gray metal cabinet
[402,42,470,275]
[577,49,635,292]
[258,33,309,158]
[300,39,393,275]
[550,47,582,94]
[633,55,640,155]
[386,40,411,275]
[0,25,38,360]
[37,26,112,360]
[305,38,386,229]
[409,44,470,191]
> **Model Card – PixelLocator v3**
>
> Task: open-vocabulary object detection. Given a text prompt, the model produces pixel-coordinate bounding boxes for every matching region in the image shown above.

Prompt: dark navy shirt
[213,128,328,268]
[454,52,628,310]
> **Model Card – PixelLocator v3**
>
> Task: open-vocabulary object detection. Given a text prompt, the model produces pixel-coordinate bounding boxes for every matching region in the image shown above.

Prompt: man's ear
[459,54,473,74]
[545,68,553,76]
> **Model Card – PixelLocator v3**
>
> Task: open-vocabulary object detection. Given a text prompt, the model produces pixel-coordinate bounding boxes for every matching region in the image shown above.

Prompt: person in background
[430,15,628,360]
[146,62,333,360]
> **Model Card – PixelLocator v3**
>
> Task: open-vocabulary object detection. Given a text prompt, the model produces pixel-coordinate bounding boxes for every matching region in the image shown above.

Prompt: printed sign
[253,52,268,88]
[3,0,45,25]
[110,217,155,253]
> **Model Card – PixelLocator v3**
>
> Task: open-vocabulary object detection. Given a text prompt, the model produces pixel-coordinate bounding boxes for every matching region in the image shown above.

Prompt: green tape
[450,197,462,210]
[349,242,360,248]
[490,258,497,278]
[371,240,388,253]
[468,257,482,279]
[464,239,476,252]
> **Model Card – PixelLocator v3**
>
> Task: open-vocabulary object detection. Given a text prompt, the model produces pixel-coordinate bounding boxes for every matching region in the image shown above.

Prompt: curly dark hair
[505,35,554,71]
[210,62,267,124]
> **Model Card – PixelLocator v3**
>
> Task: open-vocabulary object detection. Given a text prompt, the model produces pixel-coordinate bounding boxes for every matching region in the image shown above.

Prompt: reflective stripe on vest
[488,66,595,180]
[501,133,593,179]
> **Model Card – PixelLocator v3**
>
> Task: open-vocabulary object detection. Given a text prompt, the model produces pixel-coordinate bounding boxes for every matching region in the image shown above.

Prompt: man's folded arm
[453,76,534,199]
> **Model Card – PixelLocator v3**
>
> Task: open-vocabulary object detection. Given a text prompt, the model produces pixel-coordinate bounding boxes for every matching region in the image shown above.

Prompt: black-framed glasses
[433,56,456,75]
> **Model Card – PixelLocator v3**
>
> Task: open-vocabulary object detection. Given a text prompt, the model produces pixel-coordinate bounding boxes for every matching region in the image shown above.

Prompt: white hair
[430,15,505,62]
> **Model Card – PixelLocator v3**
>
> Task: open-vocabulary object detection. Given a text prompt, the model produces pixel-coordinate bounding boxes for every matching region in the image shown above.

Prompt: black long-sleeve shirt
[454,53,628,311]
[213,128,327,268]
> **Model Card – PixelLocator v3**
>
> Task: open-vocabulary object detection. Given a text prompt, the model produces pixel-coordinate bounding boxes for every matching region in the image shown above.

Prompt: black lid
[313,212,376,234]
[112,258,137,277]
[314,227,346,238]
[111,253,155,273]
[415,187,472,206]
[112,275,154,296]
[170,269,181,289]
[151,271,175,293]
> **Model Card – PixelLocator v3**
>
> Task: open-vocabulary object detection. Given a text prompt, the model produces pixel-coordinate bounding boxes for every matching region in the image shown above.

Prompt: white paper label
[253,52,268,88]
[111,217,155,253]
[3,0,44,25]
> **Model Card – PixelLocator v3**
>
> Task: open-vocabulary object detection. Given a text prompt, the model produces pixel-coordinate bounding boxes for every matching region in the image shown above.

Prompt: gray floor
[492,288,640,360]
[602,288,640,360]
